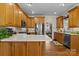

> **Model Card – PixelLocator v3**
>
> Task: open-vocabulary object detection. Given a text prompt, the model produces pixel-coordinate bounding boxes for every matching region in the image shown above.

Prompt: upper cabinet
[26,16,45,28]
[56,16,63,28]
[34,16,45,24]
[68,6,79,28]
[26,17,36,28]
[0,4,6,26]
[0,3,29,27]
[30,17,35,28]
[14,4,21,27]
[6,4,14,26]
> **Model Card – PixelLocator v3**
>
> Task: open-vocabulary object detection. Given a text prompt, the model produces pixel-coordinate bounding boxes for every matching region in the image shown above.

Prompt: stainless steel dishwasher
[64,34,70,49]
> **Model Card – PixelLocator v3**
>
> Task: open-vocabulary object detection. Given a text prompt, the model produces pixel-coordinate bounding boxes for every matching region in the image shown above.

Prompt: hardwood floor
[45,41,79,56]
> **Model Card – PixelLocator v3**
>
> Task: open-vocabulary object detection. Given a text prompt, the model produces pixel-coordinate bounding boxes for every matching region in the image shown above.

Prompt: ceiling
[18,3,76,16]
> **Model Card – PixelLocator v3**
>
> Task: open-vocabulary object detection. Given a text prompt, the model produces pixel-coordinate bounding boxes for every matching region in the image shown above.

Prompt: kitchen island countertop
[0,34,52,42]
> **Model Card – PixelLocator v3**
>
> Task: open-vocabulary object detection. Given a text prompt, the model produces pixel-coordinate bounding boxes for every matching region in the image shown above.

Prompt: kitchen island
[0,34,52,56]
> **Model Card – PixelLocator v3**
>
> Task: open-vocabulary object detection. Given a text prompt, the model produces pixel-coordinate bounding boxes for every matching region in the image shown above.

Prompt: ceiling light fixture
[54,12,56,14]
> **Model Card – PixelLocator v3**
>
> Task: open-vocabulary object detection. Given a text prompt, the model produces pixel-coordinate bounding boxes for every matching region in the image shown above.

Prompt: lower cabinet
[0,42,45,56]
[70,35,79,52]
[0,42,12,56]
[12,42,27,56]
[27,42,44,56]
[54,32,64,44]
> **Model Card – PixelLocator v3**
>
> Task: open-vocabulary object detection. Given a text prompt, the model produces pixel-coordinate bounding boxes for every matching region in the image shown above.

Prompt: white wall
[45,16,57,40]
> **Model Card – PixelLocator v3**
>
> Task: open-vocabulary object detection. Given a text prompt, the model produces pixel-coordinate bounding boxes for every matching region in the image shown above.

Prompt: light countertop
[0,34,52,42]
[55,32,79,35]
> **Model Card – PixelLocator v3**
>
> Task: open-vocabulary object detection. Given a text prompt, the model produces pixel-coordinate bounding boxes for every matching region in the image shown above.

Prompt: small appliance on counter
[27,28,35,34]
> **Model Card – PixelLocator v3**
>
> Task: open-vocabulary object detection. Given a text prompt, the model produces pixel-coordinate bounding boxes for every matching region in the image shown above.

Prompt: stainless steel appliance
[64,34,70,49]
[35,23,44,35]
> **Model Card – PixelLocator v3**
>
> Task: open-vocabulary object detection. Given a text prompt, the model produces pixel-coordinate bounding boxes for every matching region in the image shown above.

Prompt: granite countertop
[55,32,79,35]
[0,34,52,42]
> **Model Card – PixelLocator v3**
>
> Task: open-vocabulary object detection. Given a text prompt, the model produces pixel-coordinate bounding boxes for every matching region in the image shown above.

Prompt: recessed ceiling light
[27,3,32,6]
[54,12,56,14]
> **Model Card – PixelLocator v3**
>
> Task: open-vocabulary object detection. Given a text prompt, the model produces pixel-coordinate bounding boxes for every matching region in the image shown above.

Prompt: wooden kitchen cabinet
[34,16,45,24]
[32,19,35,28]
[0,3,29,27]
[68,6,79,28]
[6,4,14,26]
[27,42,43,56]
[0,42,12,56]
[70,35,79,52]
[12,42,27,56]
[0,42,45,56]
[30,17,35,28]
[0,4,6,26]
[54,32,64,44]
[36,16,45,24]
[14,5,21,27]
[56,16,63,28]
[27,18,32,28]
[26,16,45,28]
[27,17,35,28]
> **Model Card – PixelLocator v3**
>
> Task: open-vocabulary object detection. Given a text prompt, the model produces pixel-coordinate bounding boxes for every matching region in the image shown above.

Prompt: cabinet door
[14,5,19,27]
[27,18,32,28]
[69,11,73,27]
[71,35,79,52]
[59,17,63,28]
[0,42,12,56]
[27,42,41,56]
[12,42,26,56]
[58,33,64,44]
[17,9,22,27]
[30,17,35,28]
[6,4,14,26]
[0,4,6,26]
[56,18,59,28]
[38,17,45,24]
[56,16,63,28]
[36,16,45,24]
[73,8,79,27]
[69,9,78,27]
[69,7,79,27]
[32,19,35,28]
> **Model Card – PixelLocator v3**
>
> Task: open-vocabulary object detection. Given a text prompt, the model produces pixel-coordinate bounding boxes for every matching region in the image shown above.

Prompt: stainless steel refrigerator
[35,23,44,35]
